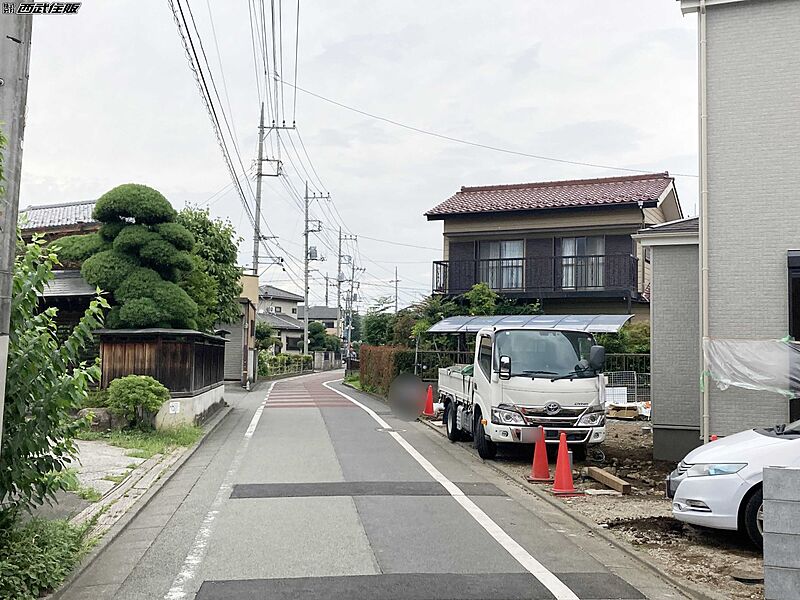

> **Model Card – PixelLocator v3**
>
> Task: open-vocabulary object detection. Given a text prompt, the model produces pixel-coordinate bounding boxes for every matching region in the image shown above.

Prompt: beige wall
[258,297,300,316]
[239,274,259,306]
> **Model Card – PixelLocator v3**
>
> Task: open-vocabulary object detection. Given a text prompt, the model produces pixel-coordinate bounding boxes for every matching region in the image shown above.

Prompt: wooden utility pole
[303,182,310,353]
[0,15,33,449]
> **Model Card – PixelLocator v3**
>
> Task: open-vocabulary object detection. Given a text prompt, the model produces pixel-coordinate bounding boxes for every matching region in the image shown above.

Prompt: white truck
[429,314,632,459]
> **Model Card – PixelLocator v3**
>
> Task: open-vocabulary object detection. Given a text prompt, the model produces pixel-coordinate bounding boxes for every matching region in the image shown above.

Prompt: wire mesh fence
[605,353,650,374]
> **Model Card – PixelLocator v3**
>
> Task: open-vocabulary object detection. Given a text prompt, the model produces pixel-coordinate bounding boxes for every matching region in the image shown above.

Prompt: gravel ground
[493,420,765,600]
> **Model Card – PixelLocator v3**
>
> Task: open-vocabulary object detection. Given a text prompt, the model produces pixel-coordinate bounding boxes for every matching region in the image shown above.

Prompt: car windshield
[493,329,594,378]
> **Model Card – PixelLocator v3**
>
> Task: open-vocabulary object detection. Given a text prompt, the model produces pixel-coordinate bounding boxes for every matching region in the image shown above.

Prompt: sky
[19,0,699,310]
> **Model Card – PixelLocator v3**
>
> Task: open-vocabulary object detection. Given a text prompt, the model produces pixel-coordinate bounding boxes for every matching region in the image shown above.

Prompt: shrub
[155,222,195,251]
[0,518,92,600]
[52,233,108,264]
[81,249,139,291]
[112,224,157,253]
[359,345,416,396]
[98,220,126,242]
[93,183,176,224]
[113,267,162,304]
[81,389,108,409]
[107,375,170,426]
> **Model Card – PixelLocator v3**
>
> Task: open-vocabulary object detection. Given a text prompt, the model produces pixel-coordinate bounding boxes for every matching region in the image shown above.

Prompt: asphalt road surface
[60,371,690,600]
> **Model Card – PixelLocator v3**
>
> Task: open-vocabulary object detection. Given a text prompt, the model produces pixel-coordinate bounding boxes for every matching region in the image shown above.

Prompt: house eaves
[678,0,750,14]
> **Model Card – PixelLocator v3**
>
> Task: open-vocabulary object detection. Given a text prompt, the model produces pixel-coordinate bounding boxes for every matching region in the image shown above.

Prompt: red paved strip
[264,402,356,409]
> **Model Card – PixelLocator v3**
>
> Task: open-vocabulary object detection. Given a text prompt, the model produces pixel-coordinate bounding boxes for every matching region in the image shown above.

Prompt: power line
[280,80,700,179]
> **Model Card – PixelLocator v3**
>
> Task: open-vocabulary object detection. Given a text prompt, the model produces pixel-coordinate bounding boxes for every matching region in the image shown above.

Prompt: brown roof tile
[425,173,673,219]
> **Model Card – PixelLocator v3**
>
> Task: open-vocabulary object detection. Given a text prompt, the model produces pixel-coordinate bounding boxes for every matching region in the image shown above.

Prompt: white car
[666,420,800,548]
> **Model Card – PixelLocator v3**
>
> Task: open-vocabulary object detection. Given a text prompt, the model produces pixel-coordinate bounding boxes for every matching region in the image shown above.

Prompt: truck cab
[430,314,631,459]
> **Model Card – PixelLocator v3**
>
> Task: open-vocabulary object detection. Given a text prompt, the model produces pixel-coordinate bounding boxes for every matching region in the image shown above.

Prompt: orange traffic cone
[551,431,582,497]
[422,385,435,417]
[525,426,551,482]
[710,434,718,441]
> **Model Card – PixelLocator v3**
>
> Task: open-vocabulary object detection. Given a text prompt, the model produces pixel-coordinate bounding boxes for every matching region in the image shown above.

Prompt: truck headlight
[686,463,747,477]
[491,407,525,425]
[576,406,605,427]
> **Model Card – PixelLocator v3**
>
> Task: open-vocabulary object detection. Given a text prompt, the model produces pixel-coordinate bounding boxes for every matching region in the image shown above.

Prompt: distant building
[425,173,683,318]
[257,312,304,354]
[220,274,258,387]
[19,199,99,242]
[258,284,303,317]
[297,305,340,336]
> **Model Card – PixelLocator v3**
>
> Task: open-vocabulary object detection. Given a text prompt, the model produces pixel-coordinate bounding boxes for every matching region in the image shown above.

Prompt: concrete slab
[230,480,505,498]
[200,496,380,581]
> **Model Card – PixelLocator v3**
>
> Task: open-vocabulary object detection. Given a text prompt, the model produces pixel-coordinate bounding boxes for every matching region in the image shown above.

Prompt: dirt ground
[491,420,765,600]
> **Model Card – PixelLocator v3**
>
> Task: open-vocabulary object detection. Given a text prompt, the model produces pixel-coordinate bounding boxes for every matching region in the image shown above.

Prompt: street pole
[394,266,399,313]
[0,15,33,450]
[252,103,265,276]
[324,273,329,306]
[303,181,309,355]
[336,227,342,339]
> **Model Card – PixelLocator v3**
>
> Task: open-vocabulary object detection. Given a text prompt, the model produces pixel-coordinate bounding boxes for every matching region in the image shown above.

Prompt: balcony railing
[432,254,638,296]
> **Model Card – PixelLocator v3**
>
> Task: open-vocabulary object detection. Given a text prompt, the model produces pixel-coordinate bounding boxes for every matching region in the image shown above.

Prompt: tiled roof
[297,305,339,320]
[259,284,303,302]
[20,200,98,231]
[639,217,698,235]
[40,270,96,298]
[258,312,303,331]
[425,173,673,219]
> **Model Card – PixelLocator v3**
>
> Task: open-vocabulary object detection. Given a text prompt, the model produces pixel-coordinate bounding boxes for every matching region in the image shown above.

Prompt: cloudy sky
[20,1,698,309]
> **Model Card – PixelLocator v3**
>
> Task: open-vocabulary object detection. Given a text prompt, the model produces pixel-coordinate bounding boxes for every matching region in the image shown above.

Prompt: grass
[0,517,94,600]
[77,425,203,459]
[76,487,102,502]
[101,473,127,485]
[344,374,362,390]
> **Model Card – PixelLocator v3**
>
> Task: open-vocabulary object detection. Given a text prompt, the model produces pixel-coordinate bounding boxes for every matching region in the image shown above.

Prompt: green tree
[391,309,416,347]
[307,321,339,351]
[61,183,200,329]
[596,321,650,354]
[1,236,107,522]
[255,321,280,352]
[176,206,243,325]
[462,282,498,316]
[363,297,395,346]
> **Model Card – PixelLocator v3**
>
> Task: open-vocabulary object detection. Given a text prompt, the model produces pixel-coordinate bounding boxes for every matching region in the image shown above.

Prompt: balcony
[432,254,639,298]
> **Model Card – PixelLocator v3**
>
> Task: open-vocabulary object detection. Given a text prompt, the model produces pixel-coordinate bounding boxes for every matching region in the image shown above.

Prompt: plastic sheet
[703,338,800,397]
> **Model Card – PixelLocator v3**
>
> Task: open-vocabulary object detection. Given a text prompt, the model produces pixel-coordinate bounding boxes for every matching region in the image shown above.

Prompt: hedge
[358,345,416,396]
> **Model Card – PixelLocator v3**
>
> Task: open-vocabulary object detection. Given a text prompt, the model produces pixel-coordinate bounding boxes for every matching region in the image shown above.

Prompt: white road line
[164,381,277,600]
[322,380,581,600]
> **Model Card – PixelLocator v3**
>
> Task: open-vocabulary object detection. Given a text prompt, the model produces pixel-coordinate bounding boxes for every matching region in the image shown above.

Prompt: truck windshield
[493,330,594,378]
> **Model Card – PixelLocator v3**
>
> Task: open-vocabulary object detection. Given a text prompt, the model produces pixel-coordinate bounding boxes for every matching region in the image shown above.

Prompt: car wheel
[474,415,497,459]
[445,402,461,442]
[743,487,764,549]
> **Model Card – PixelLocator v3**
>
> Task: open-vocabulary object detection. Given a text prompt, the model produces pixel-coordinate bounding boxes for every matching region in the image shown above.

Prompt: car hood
[501,377,599,408]
[683,428,799,466]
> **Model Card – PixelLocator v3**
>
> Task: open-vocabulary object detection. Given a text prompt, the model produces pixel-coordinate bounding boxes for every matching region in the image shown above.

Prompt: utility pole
[302,182,328,353]
[303,181,310,354]
[337,228,357,342]
[0,15,33,450]
[251,103,265,275]
[346,261,365,366]
[391,266,400,313]
[324,273,329,306]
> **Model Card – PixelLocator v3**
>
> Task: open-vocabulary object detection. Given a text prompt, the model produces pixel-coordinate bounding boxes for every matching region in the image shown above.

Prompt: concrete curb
[49,404,233,600]
[418,417,727,600]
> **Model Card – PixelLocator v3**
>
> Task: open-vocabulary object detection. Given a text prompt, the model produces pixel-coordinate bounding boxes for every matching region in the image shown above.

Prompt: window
[494,330,595,378]
[478,240,524,290]
[478,335,492,378]
[286,336,301,351]
[561,236,604,289]
[275,306,282,313]
[291,307,297,314]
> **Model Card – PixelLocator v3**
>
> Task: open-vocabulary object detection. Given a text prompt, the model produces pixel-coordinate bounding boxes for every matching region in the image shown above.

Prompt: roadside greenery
[307,321,339,351]
[107,375,170,427]
[0,235,106,524]
[0,518,94,600]
[257,352,313,378]
[77,426,203,459]
[596,321,650,354]
[255,321,281,352]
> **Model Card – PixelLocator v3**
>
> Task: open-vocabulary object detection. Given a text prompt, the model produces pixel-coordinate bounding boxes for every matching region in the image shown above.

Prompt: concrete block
[764,499,800,535]
[155,385,224,428]
[764,467,800,502]
[764,532,800,569]
[765,566,800,600]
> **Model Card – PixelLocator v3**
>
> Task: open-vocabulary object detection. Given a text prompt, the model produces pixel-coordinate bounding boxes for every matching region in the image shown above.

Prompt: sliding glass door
[478,240,524,290]
[561,236,604,289]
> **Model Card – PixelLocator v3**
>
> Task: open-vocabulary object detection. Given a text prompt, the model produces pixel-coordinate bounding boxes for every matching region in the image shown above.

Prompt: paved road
[61,371,689,600]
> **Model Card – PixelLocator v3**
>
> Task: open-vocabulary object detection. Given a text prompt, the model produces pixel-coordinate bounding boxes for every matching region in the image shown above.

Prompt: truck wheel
[742,487,764,549]
[445,402,461,442]
[474,417,497,459]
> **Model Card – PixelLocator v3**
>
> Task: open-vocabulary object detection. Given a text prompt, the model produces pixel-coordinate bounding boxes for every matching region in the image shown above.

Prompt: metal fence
[605,353,650,374]
[606,370,651,405]
[414,349,474,381]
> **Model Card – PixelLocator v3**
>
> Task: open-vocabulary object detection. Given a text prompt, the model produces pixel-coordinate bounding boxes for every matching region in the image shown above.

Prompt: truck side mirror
[499,355,511,380]
[589,345,605,372]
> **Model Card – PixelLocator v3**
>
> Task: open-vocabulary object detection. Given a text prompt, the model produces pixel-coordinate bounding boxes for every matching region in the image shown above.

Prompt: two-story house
[425,172,683,318]
[258,284,303,316]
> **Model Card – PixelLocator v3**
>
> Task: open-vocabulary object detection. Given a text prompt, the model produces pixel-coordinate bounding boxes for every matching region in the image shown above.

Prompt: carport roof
[427,314,633,334]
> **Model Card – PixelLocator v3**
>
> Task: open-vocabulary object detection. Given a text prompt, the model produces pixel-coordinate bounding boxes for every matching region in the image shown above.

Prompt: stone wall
[764,466,800,598]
